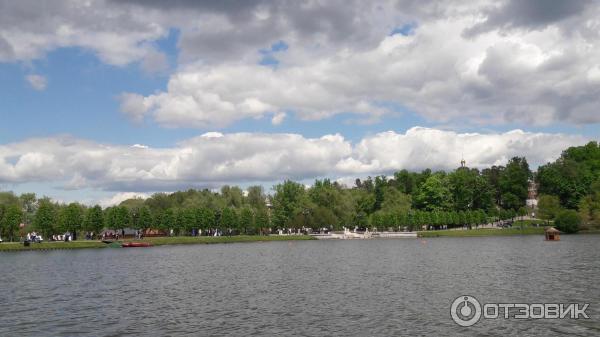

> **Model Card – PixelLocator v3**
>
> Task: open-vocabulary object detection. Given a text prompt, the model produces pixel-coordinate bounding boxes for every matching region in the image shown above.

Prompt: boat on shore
[121,242,153,248]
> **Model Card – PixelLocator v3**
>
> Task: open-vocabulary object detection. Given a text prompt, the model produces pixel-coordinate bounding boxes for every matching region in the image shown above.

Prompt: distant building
[526,180,538,208]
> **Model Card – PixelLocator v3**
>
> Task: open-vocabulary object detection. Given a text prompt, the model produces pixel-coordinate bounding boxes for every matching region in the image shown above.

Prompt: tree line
[536,141,600,233]
[1,142,598,240]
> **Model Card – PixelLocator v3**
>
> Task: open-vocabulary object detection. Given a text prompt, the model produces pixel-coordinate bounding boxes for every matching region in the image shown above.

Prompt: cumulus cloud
[118,5,600,128]
[25,74,47,91]
[98,192,149,208]
[464,0,593,36]
[0,128,588,192]
[119,93,153,123]
[0,0,166,65]
[339,127,587,173]
[0,0,600,128]
[271,112,286,125]
[2,1,600,127]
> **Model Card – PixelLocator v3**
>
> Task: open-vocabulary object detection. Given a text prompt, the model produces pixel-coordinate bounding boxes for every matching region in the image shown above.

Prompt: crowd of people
[25,232,43,243]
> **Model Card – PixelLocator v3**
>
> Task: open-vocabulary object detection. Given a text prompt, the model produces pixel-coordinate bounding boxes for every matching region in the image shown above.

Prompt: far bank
[0,235,314,252]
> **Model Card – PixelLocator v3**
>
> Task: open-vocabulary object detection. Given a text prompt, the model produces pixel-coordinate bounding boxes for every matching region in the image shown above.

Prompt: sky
[0,0,599,206]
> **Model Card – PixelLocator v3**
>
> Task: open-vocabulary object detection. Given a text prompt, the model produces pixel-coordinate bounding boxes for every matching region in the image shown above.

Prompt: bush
[554,210,581,234]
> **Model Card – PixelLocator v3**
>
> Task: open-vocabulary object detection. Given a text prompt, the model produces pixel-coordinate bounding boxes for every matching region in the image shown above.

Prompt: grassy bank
[513,219,548,227]
[0,240,106,251]
[418,227,545,238]
[0,235,314,252]
[131,235,315,246]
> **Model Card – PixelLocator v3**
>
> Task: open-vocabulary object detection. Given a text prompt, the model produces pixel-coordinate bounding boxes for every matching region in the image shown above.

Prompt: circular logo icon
[451,295,482,327]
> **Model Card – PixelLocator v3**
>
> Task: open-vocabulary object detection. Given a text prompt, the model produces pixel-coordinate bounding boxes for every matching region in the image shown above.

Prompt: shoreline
[0,235,314,252]
[417,227,600,238]
[417,227,545,238]
[2,229,597,251]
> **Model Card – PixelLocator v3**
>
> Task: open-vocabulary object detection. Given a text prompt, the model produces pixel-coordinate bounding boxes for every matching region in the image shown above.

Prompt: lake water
[1,235,599,336]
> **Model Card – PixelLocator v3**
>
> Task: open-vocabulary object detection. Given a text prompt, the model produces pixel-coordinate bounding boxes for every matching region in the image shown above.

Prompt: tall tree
[246,186,266,210]
[239,206,254,234]
[84,205,104,235]
[414,173,452,211]
[579,180,600,230]
[272,180,308,228]
[0,204,22,241]
[537,195,561,224]
[19,193,37,225]
[34,199,57,238]
[254,207,270,234]
[58,203,84,239]
[499,157,530,210]
[220,207,238,232]
[537,141,600,209]
[393,170,417,195]
[177,208,196,234]
[113,206,130,229]
[221,185,243,208]
[138,206,153,230]
[195,208,216,232]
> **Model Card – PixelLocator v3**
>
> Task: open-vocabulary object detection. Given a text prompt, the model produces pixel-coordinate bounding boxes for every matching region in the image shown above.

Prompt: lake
[1,235,599,336]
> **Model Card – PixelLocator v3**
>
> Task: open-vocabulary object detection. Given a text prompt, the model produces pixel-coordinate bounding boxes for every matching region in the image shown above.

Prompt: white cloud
[98,192,149,208]
[120,12,600,128]
[25,74,47,91]
[0,1,168,65]
[0,128,588,192]
[339,127,587,173]
[271,112,286,125]
[2,1,600,127]
[119,93,153,123]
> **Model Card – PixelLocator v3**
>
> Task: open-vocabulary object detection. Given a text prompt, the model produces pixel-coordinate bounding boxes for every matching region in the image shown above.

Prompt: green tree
[34,199,57,238]
[220,207,238,232]
[115,206,130,229]
[103,207,117,230]
[246,186,266,210]
[579,180,600,230]
[0,204,22,241]
[19,193,37,225]
[84,205,104,235]
[499,157,530,210]
[161,209,176,231]
[195,208,216,232]
[182,208,197,234]
[58,203,84,239]
[138,206,153,229]
[312,206,337,230]
[221,185,243,208]
[393,170,417,195]
[554,209,581,234]
[0,191,20,208]
[272,180,308,228]
[449,167,477,211]
[239,206,254,234]
[414,173,452,211]
[537,195,561,224]
[254,208,270,234]
[144,193,173,212]
[380,187,411,213]
[537,142,600,209]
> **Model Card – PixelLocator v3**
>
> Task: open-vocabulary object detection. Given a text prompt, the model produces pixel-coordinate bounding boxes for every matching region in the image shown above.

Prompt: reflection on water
[1,235,599,336]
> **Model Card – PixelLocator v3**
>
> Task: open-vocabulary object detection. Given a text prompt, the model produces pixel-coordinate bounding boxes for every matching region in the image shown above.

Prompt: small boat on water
[121,241,153,248]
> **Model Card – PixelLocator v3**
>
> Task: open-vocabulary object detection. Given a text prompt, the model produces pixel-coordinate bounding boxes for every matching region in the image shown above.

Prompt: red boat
[121,241,153,248]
